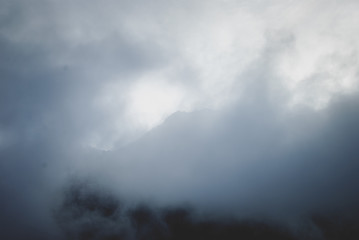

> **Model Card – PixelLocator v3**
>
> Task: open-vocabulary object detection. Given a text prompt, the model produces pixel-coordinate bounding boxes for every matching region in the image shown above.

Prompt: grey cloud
[0,0,172,148]
[89,37,359,231]
[0,1,169,237]
[1,0,359,239]
[50,91,359,239]
[91,90,359,238]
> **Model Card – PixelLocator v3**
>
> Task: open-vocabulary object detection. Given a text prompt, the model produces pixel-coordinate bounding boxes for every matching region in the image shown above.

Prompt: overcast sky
[1,0,359,239]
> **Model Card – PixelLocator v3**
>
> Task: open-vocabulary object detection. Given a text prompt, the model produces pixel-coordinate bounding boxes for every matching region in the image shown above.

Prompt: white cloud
[126,72,186,130]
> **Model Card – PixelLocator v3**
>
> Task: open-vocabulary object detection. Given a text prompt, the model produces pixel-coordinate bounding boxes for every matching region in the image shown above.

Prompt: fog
[1,0,359,239]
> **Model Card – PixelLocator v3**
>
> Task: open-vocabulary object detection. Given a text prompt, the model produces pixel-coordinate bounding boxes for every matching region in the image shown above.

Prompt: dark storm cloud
[53,177,359,240]
[1,0,359,239]
[54,180,297,240]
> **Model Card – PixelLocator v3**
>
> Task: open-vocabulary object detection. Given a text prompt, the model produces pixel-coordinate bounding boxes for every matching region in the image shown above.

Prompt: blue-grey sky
[1,0,359,239]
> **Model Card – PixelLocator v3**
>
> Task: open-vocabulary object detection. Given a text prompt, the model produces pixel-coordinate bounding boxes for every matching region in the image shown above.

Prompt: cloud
[53,180,297,240]
[53,179,359,240]
[1,0,359,239]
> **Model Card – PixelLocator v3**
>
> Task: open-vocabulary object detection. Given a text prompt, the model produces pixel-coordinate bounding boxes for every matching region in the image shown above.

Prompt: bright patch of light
[126,77,186,130]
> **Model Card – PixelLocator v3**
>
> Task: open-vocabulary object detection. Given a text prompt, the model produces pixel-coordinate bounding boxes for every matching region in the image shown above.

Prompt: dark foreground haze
[51,180,359,240]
